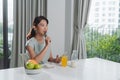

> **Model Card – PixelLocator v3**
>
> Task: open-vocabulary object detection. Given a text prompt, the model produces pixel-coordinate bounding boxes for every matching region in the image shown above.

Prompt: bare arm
[26,36,51,63]
[26,45,49,63]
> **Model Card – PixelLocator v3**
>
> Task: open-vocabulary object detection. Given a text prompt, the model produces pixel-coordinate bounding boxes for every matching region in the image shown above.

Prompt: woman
[26,16,59,63]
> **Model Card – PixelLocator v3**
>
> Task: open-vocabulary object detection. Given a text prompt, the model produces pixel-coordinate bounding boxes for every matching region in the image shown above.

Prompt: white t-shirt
[26,37,51,63]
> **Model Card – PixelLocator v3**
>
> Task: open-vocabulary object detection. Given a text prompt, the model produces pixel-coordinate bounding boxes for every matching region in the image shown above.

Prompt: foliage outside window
[85,25,120,62]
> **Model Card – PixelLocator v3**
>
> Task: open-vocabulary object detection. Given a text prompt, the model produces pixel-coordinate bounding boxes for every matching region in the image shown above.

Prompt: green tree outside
[85,25,120,63]
[0,22,3,58]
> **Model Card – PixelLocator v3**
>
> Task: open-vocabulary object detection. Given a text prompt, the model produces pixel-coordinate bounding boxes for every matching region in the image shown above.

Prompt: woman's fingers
[45,36,51,47]
[46,36,51,43]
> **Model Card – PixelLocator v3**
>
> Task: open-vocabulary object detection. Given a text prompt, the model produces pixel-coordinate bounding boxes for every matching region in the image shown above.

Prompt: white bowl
[25,68,42,75]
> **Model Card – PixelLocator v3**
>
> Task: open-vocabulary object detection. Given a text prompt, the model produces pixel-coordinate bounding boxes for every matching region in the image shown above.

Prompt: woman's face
[35,19,48,36]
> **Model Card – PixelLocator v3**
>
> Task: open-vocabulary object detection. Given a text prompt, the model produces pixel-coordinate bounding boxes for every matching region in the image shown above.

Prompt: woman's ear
[32,26,35,29]
[33,26,37,31]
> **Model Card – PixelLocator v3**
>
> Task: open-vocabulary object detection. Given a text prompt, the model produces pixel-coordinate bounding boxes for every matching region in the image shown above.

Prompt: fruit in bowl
[26,61,35,69]
[34,64,41,69]
[25,59,42,74]
[25,59,42,69]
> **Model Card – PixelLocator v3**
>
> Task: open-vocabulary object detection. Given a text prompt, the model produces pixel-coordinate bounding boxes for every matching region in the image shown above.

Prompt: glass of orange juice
[61,55,68,67]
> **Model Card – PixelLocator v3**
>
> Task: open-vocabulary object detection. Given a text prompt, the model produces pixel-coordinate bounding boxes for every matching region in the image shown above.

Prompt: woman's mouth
[44,31,47,37]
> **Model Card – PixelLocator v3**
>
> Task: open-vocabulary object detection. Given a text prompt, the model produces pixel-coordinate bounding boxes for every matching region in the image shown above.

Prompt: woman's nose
[45,26,48,30]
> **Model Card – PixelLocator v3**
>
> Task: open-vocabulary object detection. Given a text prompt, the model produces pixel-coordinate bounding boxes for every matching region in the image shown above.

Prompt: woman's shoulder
[27,37,36,42]
[26,37,37,47]
[26,37,37,44]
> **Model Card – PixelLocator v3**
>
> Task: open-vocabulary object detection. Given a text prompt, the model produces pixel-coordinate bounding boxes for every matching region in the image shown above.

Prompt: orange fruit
[27,59,38,65]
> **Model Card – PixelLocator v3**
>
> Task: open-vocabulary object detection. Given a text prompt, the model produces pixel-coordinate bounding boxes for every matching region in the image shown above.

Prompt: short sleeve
[25,40,34,49]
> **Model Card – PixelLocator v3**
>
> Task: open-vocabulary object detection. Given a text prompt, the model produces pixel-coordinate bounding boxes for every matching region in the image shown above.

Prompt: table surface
[0,58,120,80]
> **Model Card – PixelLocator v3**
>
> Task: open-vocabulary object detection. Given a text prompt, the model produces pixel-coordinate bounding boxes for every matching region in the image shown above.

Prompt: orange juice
[61,55,68,67]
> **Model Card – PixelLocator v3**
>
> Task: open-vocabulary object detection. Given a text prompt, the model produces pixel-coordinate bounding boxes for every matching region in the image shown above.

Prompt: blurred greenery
[85,24,120,62]
[0,40,3,59]
[0,22,13,59]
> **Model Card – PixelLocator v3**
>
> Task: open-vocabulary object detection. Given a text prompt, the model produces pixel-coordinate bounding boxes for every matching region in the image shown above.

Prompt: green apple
[26,62,34,69]
[34,64,42,69]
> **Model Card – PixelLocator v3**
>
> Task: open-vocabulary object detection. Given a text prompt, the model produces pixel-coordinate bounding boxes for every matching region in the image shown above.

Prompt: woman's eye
[39,24,44,26]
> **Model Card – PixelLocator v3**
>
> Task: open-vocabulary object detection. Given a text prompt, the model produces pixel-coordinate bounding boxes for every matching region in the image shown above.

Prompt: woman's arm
[48,50,54,62]
[26,36,51,63]
[26,45,49,63]
[26,26,35,40]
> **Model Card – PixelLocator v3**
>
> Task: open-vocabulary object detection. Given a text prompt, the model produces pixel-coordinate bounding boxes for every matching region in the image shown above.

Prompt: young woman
[26,16,60,63]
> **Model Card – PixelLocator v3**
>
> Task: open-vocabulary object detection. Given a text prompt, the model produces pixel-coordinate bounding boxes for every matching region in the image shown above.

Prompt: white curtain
[71,0,91,59]
[10,0,47,68]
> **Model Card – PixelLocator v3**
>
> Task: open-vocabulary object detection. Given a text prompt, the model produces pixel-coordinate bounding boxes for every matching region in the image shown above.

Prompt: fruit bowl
[25,68,42,75]
[24,59,42,75]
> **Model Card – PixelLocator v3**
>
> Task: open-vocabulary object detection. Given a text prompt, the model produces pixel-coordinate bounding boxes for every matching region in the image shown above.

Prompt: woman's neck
[35,34,44,42]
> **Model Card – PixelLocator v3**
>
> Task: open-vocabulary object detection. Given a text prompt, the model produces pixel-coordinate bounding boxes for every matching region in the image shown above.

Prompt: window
[0,0,3,69]
[0,0,13,69]
[86,0,120,62]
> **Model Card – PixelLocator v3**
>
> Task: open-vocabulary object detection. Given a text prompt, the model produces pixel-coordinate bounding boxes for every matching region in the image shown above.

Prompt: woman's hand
[48,57,54,62]
[26,26,35,40]
[48,55,61,63]
[45,36,51,46]
[54,55,61,63]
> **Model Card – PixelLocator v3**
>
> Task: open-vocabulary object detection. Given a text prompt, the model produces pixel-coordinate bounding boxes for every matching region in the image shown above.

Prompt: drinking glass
[71,50,78,60]
[61,55,68,67]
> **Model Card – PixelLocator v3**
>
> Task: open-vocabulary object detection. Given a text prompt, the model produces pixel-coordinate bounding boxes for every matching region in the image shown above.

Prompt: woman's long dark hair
[27,16,49,40]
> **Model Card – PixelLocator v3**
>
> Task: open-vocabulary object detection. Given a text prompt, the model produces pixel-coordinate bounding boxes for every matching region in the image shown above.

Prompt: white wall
[47,0,73,58]
[47,0,65,57]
